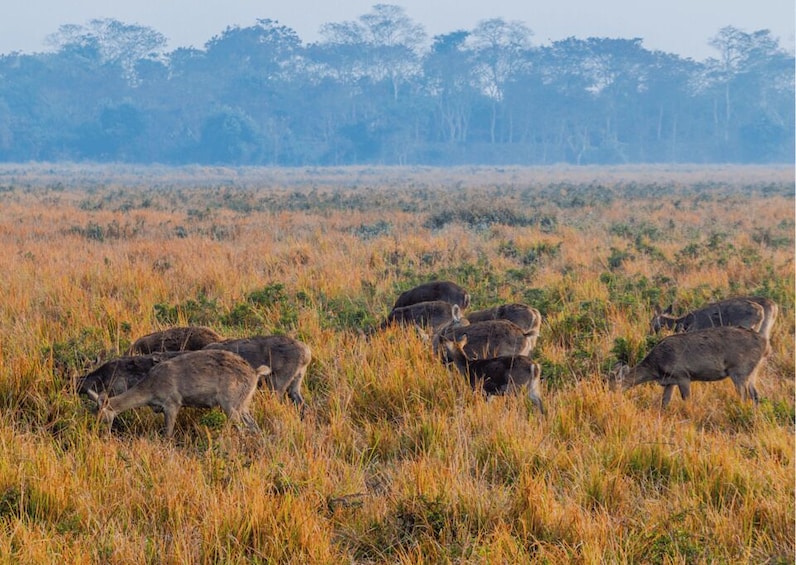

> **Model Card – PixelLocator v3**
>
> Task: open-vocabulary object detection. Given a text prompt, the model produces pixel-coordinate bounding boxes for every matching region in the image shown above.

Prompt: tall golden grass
[0,164,792,563]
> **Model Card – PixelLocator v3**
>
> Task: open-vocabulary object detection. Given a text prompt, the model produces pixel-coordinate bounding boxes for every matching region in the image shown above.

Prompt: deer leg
[731,378,759,404]
[234,410,260,433]
[162,406,178,437]
[732,380,748,402]
[661,384,676,407]
[677,381,691,401]
[748,384,759,404]
[287,375,306,410]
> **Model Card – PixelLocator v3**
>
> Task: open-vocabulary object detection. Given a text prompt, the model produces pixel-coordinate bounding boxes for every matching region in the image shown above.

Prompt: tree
[424,31,475,144]
[704,26,795,160]
[465,18,533,143]
[204,19,303,79]
[46,19,167,84]
[318,4,426,100]
[195,108,260,164]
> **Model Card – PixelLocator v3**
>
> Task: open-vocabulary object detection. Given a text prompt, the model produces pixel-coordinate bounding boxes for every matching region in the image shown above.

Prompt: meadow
[0,164,793,564]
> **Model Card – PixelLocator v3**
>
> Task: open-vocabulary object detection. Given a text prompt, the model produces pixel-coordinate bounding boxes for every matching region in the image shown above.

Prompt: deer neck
[621,364,658,389]
[106,385,158,414]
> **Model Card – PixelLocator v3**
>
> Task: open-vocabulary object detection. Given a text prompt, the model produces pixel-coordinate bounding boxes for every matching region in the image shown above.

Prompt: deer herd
[77,280,779,437]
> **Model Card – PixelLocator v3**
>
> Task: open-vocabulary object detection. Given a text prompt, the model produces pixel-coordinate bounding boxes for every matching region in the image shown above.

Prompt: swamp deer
[129,326,222,354]
[204,335,312,410]
[77,351,185,397]
[381,300,468,334]
[439,335,544,414]
[392,281,470,311]
[433,319,534,361]
[610,326,769,407]
[87,349,268,437]
[651,297,775,337]
[465,303,542,349]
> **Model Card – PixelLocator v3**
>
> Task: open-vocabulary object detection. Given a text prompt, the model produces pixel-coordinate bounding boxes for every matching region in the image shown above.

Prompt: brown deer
[204,335,312,410]
[129,326,222,354]
[439,335,544,414]
[610,326,769,407]
[433,319,534,361]
[87,349,268,437]
[77,351,186,397]
[392,281,470,310]
[381,300,468,334]
[465,303,542,349]
[651,296,777,339]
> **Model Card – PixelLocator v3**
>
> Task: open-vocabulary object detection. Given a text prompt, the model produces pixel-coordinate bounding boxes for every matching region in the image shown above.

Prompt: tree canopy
[0,9,792,165]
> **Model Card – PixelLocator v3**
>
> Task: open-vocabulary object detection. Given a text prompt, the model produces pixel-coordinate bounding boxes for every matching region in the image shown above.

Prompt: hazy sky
[2,0,794,60]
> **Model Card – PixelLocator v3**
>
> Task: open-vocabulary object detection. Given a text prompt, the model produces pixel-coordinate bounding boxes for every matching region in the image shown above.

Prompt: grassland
[0,164,792,564]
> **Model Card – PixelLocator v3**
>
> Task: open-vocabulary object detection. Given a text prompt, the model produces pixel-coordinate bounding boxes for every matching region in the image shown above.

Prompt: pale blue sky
[2,0,794,60]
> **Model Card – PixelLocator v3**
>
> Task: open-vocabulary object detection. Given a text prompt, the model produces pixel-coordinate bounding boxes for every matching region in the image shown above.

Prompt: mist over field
[0,6,793,165]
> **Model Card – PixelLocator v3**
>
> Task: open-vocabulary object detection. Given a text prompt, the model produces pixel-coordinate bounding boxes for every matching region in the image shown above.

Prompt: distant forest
[0,5,793,165]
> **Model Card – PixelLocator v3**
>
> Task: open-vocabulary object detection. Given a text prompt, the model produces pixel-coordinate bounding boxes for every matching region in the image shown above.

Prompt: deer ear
[451,304,461,321]
[653,304,662,315]
[664,305,674,314]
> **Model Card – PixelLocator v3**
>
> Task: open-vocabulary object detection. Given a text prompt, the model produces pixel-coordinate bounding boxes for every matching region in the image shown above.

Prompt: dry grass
[0,164,792,563]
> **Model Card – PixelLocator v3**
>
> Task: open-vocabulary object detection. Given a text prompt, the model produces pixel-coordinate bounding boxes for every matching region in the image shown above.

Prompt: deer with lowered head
[439,334,544,414]
[433,319,535,361]
[651,296,778,339]
[380,300,468,334]
[77,351,187,397]
[87,349,269,437]
[610,326,769,408]
[465,303,542,349]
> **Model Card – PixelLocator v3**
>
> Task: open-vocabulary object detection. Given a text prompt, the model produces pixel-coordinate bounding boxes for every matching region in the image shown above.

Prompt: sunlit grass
[0,164,792,563]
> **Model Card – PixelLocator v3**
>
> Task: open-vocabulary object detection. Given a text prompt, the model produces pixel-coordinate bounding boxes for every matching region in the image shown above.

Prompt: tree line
[0,5,793,165]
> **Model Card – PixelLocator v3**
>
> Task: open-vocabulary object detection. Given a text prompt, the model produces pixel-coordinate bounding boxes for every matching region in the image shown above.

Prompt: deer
[77,351,186,397]
[433,319,535,361]
[650,296,776,339]
[610,326,769,408]
[128,326,222,354]
[465,303,542,349]
[380,300,469,334]
[204,335,312,410]
[439,335,544,414]
[392,281,470,311]
[86,349,268,437]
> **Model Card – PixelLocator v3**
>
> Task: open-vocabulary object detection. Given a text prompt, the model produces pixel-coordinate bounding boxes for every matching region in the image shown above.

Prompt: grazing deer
[610,326,769,407]
[77,351,186,397]
[87,349,268,437]
[434,319,535,361]
[204,335,312,410]
[381,300,468,334]
[392,281,470,311]
[466,303,542,349]
[650,296,776,338]
[439,335,544,414]
[129,326,222,354]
